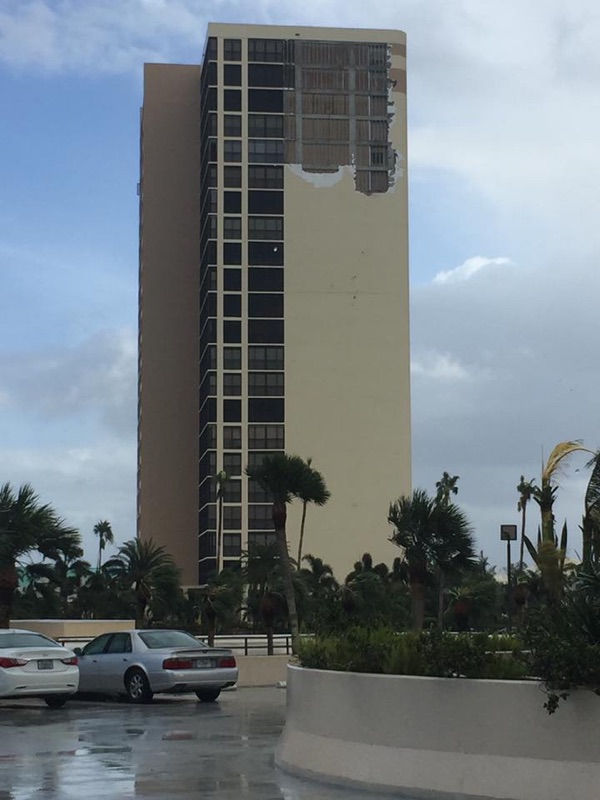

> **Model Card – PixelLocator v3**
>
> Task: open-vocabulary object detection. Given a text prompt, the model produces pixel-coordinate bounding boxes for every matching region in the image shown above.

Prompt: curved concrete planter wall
[276,665,600,800]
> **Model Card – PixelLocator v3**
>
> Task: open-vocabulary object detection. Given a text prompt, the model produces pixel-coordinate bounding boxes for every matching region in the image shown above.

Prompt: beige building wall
[138,64,201,586]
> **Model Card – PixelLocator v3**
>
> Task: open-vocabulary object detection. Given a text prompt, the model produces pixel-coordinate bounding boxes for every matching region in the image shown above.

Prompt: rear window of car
[138,631,207,649]
[0,633,60,649]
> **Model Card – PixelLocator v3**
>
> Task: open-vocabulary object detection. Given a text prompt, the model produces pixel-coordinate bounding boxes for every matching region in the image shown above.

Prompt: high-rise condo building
[138,23,411,586]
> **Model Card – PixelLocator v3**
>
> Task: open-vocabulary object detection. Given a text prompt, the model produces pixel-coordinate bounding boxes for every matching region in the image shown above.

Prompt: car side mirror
[74,647,83,656]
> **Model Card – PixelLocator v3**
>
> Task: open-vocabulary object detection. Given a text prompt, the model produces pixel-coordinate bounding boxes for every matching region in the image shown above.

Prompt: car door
[77,634,113,692]
[100,633,133,693]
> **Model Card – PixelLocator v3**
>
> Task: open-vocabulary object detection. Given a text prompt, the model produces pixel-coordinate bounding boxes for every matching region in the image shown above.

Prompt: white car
[0,629,79,708]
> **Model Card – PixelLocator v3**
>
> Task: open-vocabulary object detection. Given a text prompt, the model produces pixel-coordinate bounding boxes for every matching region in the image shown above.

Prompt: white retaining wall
[276,665,600,800]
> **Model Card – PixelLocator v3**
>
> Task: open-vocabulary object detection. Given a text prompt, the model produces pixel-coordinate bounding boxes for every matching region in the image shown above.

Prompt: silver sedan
[76,629,238,703]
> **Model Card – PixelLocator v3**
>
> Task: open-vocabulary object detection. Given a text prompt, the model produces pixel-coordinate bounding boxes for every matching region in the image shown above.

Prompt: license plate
[37,660,54,670]
[193,659,214,669]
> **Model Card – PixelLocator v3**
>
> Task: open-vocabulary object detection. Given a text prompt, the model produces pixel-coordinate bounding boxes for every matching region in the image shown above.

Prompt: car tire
[125,669,153,703]
[195,688,221,702]
[44,695,69,709]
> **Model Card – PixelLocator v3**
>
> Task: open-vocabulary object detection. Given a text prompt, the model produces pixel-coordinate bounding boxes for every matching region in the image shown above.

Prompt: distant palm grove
[2,442,600,709]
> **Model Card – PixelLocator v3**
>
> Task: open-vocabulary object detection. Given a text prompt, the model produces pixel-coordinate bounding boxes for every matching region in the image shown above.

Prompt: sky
[1,0,599,571]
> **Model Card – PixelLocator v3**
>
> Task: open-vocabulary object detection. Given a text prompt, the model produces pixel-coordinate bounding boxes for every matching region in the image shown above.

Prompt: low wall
[276,665,600,800]
[10,620,135,638]
[236,655,289,687]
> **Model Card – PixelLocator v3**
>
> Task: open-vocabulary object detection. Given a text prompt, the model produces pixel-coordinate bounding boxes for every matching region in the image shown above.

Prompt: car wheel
[44,695,69,709]
[195,688,221,702]
[125,669,153,703]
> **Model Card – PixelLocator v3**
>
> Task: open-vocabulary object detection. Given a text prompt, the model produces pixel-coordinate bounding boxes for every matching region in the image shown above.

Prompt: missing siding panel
[389,68,407,94]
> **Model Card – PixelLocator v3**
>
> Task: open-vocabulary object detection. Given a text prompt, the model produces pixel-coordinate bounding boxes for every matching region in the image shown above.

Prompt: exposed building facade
[138,23,411,586]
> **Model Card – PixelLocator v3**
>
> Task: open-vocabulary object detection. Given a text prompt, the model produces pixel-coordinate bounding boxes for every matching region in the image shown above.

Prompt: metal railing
[56,632,293,656]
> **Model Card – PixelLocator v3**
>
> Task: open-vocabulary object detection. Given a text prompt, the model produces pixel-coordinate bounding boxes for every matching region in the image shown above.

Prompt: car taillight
[162,658,194,670]
[0,657,27,668]
[219,656,236,668]
[61,657,78,666]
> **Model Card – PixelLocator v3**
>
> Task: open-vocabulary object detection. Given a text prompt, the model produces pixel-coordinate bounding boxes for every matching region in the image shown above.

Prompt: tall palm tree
[296,456,314,567]
[534,441,591,543]
[27,555,91,617]
[0,483,81,627]
[388,489,475,631]
[243,541,286,654]
[105,538,176,627]
[93,520,114,570]
[516,476,536,573]
[246,453,330,653]
[435,472,459,507]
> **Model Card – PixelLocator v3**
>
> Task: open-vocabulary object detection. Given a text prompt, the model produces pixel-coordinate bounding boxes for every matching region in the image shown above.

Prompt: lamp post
[500,524,518,630]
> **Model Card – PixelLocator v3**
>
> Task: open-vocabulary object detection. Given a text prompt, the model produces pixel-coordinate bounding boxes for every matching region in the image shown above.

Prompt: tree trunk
[273,501,300,654]
[297,500,308,568]
[518,504,526,573]
[208,616,215,647]
[0,562,18,629]
[410,580,426,631]
[436,567,444,629]
[216,491,223,576]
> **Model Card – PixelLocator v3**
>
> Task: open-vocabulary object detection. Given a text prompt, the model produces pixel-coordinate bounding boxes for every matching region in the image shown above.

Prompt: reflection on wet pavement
[0,688,380,800]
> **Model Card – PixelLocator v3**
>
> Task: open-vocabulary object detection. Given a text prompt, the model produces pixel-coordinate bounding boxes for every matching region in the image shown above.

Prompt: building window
[248,241,284,265]
[248,293,283,318]
[248,39,284,63]
[248,504,274,530]
[222,481,242,503]
[200,424,217,451]
[248,398,285,422]
[205,214,217,238]
[204,188,217,214]
[223,426,242,449]
[224,192,242,214]
[200,371,217,398]
[248,532,277,548]
[248,478,273,503]
[248,216,283,240]
[248,139,284,164]
[199,477,216,507]
[223,506,242,530]
[205,37,217,60]
[199,452,217,481]
[206,87,217,110]
[223,372,242,396]
[248,320,284,344]
[224,166,242,187]
[224,64,241,86]
[206,164,218,187]
[248,190,284,215]
[224,114,242,136]
[223,399,241,423]
[249,268,283,292]
[223,533,242,557]
[224,89,242,111]
[248,373,284,397]
[248,424,284,449]
[370,145,388,167]
[223,38,242,61]
[248,115,284,138]
[223,347,241,370]
[248,345,284,371]
[200,345,217,374]
[207,113,218,136]
[248,63,284,87]
[248,89,283,112]
[224,141,242,163]
[223,242,242,265]
[223,269,242,291]
[223,452,242,475]
[199,530,216,556]
[248,166,283,189]
[224,217,242,239]
[199,397,217,429]
[224,294,242,318]
[223,320,242,343]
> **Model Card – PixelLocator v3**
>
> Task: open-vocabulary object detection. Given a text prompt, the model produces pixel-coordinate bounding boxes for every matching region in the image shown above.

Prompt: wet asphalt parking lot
[0,688,383,800]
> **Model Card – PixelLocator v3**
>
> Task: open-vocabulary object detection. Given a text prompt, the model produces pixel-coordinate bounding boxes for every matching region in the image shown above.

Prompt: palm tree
[27,555,91,617]
[582,451,600,567]
[93,520,114,570]
[388,489,475,631]
[296,456,314,567]
[105,538,176,627]
[214,471,228,575]
[435,472,459,506]
[0,483,81,627]
[243,542,286,655]
[517,477,536,573]
[246,453,330,653]
[195,570,241,646]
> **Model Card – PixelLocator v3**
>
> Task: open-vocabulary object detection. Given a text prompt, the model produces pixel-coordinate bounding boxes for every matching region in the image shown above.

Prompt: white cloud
[433,256,512,285]
[411,353,474,381]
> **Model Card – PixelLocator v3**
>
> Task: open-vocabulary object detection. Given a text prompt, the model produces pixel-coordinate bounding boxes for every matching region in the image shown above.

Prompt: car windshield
[0,632,60,649]
[138,631,207,650]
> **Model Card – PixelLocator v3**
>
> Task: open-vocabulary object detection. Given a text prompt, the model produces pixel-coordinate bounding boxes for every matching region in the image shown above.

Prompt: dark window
[199,477,216,507]
[199,503,217,530]
[224,192,242,213]
[248,217,283,240]
[224,166,242,187]
[201,291,217,318]
[248,114,284,138]
[200,371,217,398]
[223,506,242,530]
[371,145,388,167]
[205,61,217,85]
[204,188,217,214]
[248,424,284,449]
[248,532,277,548]
[248,293,284,318]
[205,240,217,264]
[224,217,242,239]
[248,319,284,344]
[223,347,241,370]
[199,397,217,428]
[248,345,284,370]
[223,242,242,265]
[224,38,242,61]
[249,268,283,292]
[106,633,132,654]
[223,426,242,449]
[204,214,217,238]
[223,452,242,475]
[248,190,284,214]
[248,39,284,62]
[248,89,283,112]
[198,533,216,560]
[248,398,285,422]
[198,558,217,583]
[224,114,242,136]
[224,269,242,291]
[83,634,112,656]
[248,479,273,503]
[222,481,241,502]
[224,89,242,111]
[224,141,242,162]
[223,372,242,396]
[207,113,218,136]
[200,266,217,294]
[248,504,275,530]
[247,451,279,469]
[224,294,241,317]
[224,64,241,85]
[223,320,241,343]
[248,139,284,164]
[200,424,217,451]
[248,166,283,189]
[248,372,284,396]
[200,345,217,375]
[223,399,241,423]
[206,164,218,187]
[248,63,284,87]
[205,37,217,60]
[206,87,217,110]
[223,533,241,557]
[200,451,217,479]
[248,242,284,266]
[200,318,217,352]
[207,138,217,161]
